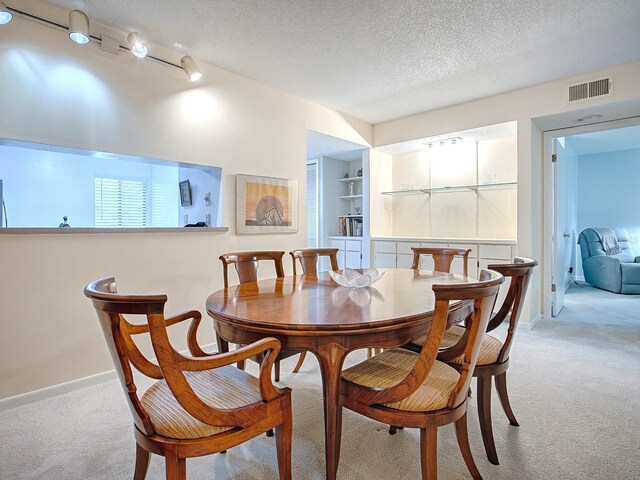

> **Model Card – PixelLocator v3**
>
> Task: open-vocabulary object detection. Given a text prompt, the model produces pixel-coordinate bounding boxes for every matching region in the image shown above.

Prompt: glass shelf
[381,181,517,195]
[338,176,363,183]
[339,194,363,200]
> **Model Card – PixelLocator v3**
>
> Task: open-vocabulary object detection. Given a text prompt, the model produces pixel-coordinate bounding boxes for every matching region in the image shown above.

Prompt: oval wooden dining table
[206,268,474,480]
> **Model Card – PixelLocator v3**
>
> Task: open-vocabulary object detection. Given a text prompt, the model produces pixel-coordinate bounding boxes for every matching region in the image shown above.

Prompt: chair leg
[454,412,483,480]
[133,443,150,480]
[275,360,281,382]
[388,425,404,435]
[495,372,519,426]
[292,352,307,373]
[275,414,293,479]
[477,375,499,465]
[419,426,438,480]
[165,454,186,480]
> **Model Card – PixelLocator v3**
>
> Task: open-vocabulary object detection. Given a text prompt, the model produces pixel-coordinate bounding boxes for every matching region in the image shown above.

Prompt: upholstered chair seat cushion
[414,324,503,366]
[141,366,263,439]
[341,348,460,412]
[439,324,503,365]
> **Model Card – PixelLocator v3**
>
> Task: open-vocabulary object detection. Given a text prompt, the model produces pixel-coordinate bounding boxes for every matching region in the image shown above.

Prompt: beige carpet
[1,283,639,479]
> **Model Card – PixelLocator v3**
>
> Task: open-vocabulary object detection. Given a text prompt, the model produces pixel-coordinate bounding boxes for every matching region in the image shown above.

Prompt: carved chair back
[290,248,339,275]
[410,247,472,276]
[485,257,538,363]
[219,251,285,287]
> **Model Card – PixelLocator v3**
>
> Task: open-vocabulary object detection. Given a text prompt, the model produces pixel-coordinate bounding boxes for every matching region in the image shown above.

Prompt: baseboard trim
[523,313,542,330]
[0,342,218,412]
[0,370,118,412]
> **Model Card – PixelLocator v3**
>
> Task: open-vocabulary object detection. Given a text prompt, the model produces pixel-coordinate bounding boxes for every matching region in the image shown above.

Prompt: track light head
[0,1,12,25]
[68,10,89,44]
[181,56,202,82]
[127,32,148,58]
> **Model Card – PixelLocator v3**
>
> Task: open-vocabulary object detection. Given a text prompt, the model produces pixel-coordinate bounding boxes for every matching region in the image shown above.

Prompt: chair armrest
[150,326,283,429]
[164,310,211,358]
[162,336,282,401]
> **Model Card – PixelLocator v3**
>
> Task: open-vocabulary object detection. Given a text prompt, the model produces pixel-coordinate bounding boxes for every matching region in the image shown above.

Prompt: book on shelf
[338,215,363,237]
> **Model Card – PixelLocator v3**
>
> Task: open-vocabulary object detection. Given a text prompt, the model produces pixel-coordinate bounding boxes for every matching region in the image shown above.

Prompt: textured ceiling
[37,0,640,124]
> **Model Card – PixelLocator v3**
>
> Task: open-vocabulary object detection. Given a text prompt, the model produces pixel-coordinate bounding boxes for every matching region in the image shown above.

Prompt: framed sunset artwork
[236,174,298,234]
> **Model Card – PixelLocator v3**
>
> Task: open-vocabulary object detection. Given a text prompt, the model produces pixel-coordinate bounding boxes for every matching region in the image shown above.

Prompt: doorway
[543,117,640,317]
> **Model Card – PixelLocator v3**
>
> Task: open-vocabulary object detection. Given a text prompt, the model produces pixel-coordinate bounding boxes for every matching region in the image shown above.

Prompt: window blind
[95,177,148,227]
[306,161,318,247]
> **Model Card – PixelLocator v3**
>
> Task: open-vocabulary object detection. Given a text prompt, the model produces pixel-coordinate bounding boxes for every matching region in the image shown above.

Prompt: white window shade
[306,161,318,247]
[95,177,148,227]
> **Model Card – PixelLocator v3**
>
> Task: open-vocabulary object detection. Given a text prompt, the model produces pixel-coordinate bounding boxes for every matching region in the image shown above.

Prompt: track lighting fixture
[127,32,148,58]
[181,56,202,82]
[423,137,463,148]
[11,5,202,81]
[68,10,89,44]
[0,1,12,25]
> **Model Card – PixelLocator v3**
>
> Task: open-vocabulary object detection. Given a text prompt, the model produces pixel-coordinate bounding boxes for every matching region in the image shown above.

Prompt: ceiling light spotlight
[127,32,148,58]
[451,138,456,145]
[440,141,444,147]
[0,1,12,25]
[576,114,603,122]
[68,10,90,44]
[181,56,202,82]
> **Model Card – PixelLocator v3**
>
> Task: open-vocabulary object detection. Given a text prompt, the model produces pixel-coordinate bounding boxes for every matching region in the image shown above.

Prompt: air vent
[568,77,612,102]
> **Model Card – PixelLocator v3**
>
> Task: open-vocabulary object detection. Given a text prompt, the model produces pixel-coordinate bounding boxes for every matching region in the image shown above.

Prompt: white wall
[576,147,640,277]
[0,12,371,399]
[373,60,640,325]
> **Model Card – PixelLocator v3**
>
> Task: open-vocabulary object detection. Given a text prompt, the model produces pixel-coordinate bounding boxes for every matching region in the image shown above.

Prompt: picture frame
[179,179,192,207]
[236,174,298,234]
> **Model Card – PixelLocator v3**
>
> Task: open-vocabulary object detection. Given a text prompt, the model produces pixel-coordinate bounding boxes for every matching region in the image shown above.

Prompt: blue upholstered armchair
[577,227,640,294]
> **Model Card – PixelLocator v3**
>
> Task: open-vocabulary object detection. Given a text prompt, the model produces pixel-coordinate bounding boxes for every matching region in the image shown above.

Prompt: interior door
[552,138,571,316]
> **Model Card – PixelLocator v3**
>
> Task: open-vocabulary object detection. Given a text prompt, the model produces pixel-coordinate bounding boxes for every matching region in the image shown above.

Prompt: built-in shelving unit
[371,131,517,240]
[320,151,370,269]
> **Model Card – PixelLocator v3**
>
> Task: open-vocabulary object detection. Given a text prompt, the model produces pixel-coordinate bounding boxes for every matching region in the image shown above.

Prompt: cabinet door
[374,252,397,268]
[345,251,362,269]
[397,254,414,269]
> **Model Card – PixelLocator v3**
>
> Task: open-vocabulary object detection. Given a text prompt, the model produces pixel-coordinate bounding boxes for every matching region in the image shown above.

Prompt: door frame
[542,116,640,317]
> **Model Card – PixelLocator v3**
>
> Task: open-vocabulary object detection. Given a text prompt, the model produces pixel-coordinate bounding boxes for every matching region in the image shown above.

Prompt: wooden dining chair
[411,247,472,275]
[288,248,340,373]
[84,277,292,480]
[290,247,339,276]
[338,269,504,480]
[369,247,474,359]
[436,257,538,465]
[219,251,302,382]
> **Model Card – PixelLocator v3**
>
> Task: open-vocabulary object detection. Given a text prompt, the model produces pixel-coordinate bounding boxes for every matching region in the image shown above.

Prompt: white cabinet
[372,238,515,280]
[330,237,362,269]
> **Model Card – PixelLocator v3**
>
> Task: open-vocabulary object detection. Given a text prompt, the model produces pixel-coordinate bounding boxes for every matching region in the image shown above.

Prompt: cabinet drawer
[449,243,478,258]
[346,239,362,252]
[397,241,421,255]
[479,244,512,260]
[420,242,448,249]
[373,241,396,254]
[330,239,346,251]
